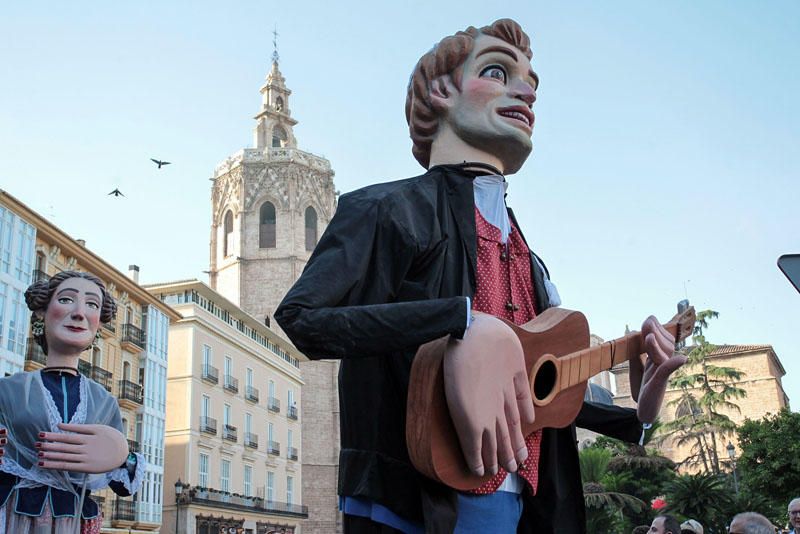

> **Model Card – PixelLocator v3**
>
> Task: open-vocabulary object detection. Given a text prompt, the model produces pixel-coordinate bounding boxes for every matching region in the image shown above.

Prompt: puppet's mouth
[497,107,534,128]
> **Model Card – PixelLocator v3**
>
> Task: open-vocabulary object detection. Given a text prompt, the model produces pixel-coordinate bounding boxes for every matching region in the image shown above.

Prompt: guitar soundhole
[532,359,557,402]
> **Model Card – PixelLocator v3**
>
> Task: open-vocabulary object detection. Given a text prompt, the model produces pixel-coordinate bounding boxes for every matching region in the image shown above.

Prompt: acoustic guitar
[406,305,696,490]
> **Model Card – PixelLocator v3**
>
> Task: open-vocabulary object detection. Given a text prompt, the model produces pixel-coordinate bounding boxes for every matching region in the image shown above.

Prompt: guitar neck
[558,320,683,390]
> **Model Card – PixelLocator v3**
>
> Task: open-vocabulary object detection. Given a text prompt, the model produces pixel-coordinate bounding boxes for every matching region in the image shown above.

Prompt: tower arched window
[223,210,234,257]
[272,126,287,148]
[305,206,318,251]
[275,96,284,112]
[259,202,276,248]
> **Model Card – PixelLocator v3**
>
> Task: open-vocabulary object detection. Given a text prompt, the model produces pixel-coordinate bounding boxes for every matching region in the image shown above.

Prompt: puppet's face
[443,34,537,173]
[42,277,102,356]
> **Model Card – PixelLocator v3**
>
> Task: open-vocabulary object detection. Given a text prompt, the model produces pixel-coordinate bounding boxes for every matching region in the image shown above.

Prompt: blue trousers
[454,491,524,533]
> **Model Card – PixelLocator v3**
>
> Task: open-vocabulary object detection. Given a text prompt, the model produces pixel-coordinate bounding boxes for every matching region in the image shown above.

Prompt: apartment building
[147,279,306,534]
[0,189,181,532]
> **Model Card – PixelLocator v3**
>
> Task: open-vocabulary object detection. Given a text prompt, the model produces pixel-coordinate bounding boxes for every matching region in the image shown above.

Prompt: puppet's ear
[429,75,458,114]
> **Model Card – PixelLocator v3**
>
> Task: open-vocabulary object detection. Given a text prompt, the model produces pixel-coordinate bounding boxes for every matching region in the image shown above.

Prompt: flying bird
[150,158,171,169]
[108,189,125,197]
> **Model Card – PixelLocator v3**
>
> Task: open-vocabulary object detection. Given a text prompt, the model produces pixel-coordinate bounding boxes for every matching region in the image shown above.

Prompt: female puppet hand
[443,314,535,477]
[37,423,128,474]
[629,315,688,424]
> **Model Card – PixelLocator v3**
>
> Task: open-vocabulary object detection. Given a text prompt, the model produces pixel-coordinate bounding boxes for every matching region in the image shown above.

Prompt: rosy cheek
[462,80,498,105]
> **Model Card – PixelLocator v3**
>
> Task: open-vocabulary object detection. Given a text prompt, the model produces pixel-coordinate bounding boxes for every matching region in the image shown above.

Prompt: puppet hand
[0,428,6,464]
[630,316,687,424]
[37,423,128,474]
[443,314,535,477]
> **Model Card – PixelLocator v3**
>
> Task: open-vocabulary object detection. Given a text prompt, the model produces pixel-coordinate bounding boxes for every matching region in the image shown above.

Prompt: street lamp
[175,478,185,534]
[726,442,739,497]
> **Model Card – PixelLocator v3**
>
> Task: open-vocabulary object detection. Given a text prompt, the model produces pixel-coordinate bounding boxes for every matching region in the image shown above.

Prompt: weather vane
[272,25,279,63]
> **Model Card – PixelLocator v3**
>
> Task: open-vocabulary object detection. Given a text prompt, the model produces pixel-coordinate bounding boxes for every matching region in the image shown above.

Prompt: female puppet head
[24,271,117,356]
[405,19,534,173]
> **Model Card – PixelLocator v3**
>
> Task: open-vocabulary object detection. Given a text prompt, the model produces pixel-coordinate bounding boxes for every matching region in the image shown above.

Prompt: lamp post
[726,442,739,497]
[175,478,185,534]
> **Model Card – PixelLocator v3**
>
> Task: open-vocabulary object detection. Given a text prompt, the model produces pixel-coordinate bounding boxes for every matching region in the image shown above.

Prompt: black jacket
[275,165,642,533]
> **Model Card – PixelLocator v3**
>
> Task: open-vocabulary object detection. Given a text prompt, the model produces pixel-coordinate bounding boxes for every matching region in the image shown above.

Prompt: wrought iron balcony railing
[200,416,217,435]
[127,439,140,453]
[288,405,298,420]
[32,269,50,284]
[245,432,259,449]
[245,385,259,403]
[25,338,47,365]
[224,375,239,393]
[288,446,298,461]
[202,364,219,384]
[223,424,238,442]
[91,365,113,391]
[117,380,143,405]
[268,441,280,456]
[181,485,308,518]
[120,323,146,350]
[112,498,136,521]
[78,359,92,377]
[268,397,280,413]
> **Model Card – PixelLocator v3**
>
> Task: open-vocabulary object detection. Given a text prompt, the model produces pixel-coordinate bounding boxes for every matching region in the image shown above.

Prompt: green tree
[661,310,747,474]
[580,447,645,534]
[664,472,732,532]
[737,409,800,526]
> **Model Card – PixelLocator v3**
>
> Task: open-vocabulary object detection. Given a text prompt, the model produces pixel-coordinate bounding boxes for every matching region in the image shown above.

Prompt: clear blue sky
[2,2,798,408]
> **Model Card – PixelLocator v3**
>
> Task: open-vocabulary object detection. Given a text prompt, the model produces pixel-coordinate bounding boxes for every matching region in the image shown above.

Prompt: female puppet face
[443,34,538,174]
[41,277,103,356]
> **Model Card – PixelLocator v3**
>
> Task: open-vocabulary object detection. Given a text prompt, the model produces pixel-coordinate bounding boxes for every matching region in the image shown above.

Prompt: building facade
[208,57,341,533]
[148,280,307,534]
[611,344,789,469]
[0,189,181,532]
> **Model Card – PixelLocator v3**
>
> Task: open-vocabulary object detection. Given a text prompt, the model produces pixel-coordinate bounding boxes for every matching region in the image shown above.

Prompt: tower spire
[272,25,279,64]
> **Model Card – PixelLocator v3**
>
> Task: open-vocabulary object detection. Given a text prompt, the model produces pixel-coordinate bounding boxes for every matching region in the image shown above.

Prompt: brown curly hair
[405,18,533,169]
[25,270,117,355]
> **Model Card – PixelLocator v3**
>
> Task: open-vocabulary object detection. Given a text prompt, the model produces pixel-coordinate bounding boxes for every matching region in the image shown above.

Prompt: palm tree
[665,473,732,532]
[580,448,645,534]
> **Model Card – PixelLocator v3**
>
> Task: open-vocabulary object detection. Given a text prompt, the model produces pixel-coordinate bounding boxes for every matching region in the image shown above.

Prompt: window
[220,459,230,493]
[244,465,252,497]
[224,404,231,426]
[268,380,275,400]
[259,202,276,248]
[287,429,293,452]
[266,471,274,502]
[305,206,318,251]
[275,96,284,111]
[246,368,253,388]
[223,210,234,257]
[287,476,293,504]
[268,422,274,443]
[199,453,209,487]
[287,389,295,409]
[121,418,129,438]
[201,395,210,418]
[245,413,252,435]
[272,126,287,148]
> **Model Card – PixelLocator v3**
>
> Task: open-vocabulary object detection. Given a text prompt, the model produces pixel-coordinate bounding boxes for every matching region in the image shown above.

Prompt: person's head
[633,526,651,534]
[25,271,116,357]
[680,519,704,534]
[406,18,537,174]
[651,515,682,534]
[788,498,800,530]
[729,512,774,534]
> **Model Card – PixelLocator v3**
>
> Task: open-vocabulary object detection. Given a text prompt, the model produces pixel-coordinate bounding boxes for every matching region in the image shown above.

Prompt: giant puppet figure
[275,19,685,533]
[0,271,145,533]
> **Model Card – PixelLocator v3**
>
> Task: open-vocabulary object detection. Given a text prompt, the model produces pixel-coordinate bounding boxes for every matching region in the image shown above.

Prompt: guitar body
[406,307,592,491]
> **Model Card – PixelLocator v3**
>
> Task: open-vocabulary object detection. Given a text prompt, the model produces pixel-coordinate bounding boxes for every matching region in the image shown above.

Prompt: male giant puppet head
[406,18,538,174]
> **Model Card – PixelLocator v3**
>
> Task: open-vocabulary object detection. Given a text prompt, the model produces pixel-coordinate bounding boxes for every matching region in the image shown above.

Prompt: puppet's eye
[480,66,507,83]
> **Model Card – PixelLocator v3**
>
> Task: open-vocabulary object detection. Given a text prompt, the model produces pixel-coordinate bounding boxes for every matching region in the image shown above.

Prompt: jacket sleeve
[275,189,468,360]
[575,401,643,444]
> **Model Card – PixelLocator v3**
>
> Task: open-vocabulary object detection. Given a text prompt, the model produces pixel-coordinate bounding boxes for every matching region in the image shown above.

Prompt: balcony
[99,320,116,338]
[180,485,308,518]
[223,424,238,443]
[288,405,298,420]
[268,441,280,456]
[32,269,50,283]
[223,375,239,394]
[91,365,113,391]
[245,385,259,403]
[200,416,217,435]
[78,359,92,377]
[268,397,280,413]
[245,432,259,449]
[112,498,136,522]
[120,323,145,352]
[127,439,140,454]
[117,380,143,410]
[287,446,298,461]
[202,364,219,384]
[25,338,47,367]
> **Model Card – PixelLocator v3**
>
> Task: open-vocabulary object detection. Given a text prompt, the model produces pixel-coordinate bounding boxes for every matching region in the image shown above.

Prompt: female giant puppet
[275,19,685,533]
[0,271,145,533]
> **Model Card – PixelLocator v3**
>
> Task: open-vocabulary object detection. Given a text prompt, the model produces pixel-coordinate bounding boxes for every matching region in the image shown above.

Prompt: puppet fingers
[38,431,84,445]
[36,440,86,454]
[38,450,86,463]
[504,385,527,468]
[481,427,498,477]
